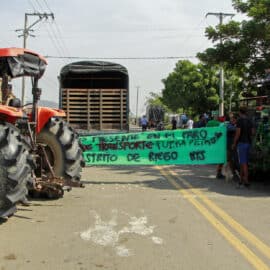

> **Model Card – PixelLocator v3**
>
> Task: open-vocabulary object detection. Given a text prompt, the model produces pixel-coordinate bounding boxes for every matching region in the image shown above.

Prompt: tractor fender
[0,105,23,123]
[36,107,66,133]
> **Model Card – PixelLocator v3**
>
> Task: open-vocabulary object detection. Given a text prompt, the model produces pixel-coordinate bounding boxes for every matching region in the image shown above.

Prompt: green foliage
[205,21,241,42]
[149,1,270,117]
[233,0,270,20]
[198,0,270,87]
[161,60,220,115]
[145,92,168,113]
[145,92,163,106]
[161,60,243,115]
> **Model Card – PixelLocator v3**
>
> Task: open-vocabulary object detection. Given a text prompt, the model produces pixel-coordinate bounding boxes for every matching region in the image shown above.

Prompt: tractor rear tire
[0,123,33,218]
[36,118,84,182]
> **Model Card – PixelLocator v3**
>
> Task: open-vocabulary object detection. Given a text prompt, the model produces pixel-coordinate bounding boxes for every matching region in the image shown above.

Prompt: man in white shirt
[186,118,194,129]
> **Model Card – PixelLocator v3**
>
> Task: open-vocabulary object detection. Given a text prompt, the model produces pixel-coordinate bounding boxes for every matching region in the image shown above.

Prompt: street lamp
[135,86,139,125]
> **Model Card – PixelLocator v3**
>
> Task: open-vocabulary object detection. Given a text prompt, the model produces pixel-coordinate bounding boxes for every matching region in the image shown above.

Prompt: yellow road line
[157,166,270,270]
[166,167,270,261]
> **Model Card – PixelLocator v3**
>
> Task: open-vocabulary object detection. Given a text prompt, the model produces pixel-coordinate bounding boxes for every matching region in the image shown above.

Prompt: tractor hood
[0,48,47,79]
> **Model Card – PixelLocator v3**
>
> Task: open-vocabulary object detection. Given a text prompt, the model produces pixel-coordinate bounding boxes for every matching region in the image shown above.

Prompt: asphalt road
[0,165,270,270]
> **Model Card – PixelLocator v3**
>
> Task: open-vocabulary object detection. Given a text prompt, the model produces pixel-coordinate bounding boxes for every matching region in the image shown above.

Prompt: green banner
[80,126,227,166]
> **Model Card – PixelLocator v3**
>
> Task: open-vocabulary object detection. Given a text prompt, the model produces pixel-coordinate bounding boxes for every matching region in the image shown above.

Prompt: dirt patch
[4,254,16,260]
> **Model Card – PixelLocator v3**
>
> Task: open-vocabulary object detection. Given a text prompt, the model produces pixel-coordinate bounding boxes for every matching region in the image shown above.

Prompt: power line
[38,27,206,34]
[40,0,70,56]
[34,0,45,11]
[45,55,196,60]
[15,11,54,105]
[43,22,66,64]
[29,0,70,64]
[42,0,53,12]
[28,0,37,11]
[50,21,71,59]
[179,18,207,47]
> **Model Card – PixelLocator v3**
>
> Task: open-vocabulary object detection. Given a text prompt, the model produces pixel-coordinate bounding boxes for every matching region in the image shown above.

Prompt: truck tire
[36,118,84,182]
[0,123,33,218]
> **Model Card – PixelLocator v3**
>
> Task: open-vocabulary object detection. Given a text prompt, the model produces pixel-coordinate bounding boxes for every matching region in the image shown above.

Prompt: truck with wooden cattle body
[59,61,129,134]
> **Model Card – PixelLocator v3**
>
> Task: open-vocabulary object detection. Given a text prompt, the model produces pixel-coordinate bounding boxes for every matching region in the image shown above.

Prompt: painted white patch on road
[152,236,163,245]
[80,210,163,257]
[119,216,155,236]
[80,210,118,246]
[115,245,131,257]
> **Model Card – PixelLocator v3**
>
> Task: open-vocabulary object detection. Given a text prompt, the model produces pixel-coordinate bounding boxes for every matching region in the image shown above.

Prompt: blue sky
[0,0,241,114]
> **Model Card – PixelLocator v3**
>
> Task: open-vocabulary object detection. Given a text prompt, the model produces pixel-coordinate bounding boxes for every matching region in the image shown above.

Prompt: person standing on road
[226,113,238,179]
[194,114,207,128]
[186,116,194,129]
[206,115,225,179]
[171,116,177,130]
[140,115,148,132]
[206,114,220,127]
[180,113,188,128]
[232,107,255,188]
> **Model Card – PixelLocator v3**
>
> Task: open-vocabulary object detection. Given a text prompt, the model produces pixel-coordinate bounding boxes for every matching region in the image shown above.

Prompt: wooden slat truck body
[59,61,129,133]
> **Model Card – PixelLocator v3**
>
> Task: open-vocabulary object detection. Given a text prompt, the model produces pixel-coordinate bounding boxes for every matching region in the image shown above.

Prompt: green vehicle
[240,75,270,179]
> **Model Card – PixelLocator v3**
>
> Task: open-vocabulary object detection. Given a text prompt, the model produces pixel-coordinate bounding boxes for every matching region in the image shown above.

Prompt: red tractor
[0,48,84,218]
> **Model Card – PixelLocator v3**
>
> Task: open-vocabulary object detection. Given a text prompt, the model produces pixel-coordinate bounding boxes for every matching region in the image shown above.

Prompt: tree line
[148,0,270,117]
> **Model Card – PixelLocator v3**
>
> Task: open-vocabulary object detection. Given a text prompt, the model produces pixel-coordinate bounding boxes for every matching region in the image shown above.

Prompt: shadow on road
[82,165,171,190]
[171,165,270,198]
[0,217,8,224]
[82,165,270,198]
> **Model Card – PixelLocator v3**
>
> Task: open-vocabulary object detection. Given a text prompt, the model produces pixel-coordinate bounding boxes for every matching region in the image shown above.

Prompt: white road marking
[80,210,163,257]
[119,216,155,236]
[115,245,131,257]
[152,236,163,245]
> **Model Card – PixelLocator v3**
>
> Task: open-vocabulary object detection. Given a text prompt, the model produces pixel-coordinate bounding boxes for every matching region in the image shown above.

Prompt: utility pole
[16,12,54,105]
[135,86,140,125]
[206,12,234,116]
[229,91,234,112]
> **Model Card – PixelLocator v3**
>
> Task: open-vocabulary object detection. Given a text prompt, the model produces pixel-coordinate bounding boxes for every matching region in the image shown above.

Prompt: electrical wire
[43,23,66,64]
[28,0,37,11]
[40,0,71,60]
[27,2,209,62]
[0,37,14,47]
[40,74,58,89]
[42,0,53,12]
[50,21,71,59]
[45,22,70,64]
[29,1,210,61]
[38,0,71,57]
[45,55,196,60]
[178,17,209,56]
[45,27,206,34]
[32,0,70,64]
[34,0,44,11]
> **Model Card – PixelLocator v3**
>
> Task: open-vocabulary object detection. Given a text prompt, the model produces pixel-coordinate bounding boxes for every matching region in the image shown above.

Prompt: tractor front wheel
[36,118,84,182]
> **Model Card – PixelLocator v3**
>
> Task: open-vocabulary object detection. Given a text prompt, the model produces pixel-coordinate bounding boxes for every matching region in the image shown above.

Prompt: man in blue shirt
[140,115,148,132]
